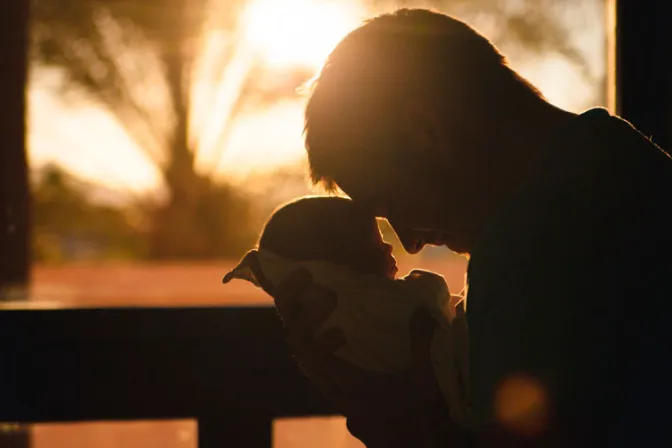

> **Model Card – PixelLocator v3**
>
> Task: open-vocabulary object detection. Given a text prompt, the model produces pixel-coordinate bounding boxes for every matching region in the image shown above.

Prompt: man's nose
[387,221,425,254]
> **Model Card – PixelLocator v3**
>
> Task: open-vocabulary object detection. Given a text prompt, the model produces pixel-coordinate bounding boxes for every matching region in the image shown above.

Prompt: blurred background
[21,0,608,446]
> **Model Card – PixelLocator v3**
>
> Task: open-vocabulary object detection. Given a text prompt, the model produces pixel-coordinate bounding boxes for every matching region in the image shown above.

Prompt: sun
[242,0,363,69]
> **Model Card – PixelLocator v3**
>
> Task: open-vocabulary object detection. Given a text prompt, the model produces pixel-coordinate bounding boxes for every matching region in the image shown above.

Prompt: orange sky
[27,0,608,195]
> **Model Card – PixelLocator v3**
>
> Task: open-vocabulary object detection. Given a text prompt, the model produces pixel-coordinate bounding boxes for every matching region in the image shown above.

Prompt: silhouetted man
[276,9,670,447]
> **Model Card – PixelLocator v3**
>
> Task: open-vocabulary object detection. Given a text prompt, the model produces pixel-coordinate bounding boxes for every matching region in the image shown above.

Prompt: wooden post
[0,0,31,301]
[0,2,32,447]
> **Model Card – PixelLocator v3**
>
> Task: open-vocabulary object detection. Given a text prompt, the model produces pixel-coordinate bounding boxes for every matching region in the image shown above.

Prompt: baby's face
[347,219,398,279]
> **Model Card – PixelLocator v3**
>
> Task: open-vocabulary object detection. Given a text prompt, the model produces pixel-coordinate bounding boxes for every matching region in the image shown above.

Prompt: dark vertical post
[0,0,31,301]
[615,0,672,151]
[197,415,273,448]
[0,2,32,447]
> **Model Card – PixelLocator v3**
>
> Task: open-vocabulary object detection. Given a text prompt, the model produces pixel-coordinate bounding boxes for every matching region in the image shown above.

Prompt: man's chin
[389,265,399,278]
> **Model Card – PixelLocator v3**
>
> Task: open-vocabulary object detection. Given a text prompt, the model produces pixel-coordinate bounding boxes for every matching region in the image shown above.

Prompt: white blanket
[223,249,471,426]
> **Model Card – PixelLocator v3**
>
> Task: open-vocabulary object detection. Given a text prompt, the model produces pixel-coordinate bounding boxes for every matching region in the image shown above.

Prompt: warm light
[242,0,363,69]
[495,375,549,437]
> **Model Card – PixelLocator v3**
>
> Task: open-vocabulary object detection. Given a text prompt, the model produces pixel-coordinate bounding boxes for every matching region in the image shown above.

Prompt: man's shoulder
[468,107,672,307]
[545,108,672,195]
[474,108,672,257]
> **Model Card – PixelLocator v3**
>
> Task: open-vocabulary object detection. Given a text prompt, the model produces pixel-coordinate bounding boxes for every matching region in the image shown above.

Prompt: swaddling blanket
[223,249,470,426]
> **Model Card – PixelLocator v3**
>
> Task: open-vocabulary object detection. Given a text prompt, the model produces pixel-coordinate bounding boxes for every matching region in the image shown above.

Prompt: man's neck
[496,99,576,180]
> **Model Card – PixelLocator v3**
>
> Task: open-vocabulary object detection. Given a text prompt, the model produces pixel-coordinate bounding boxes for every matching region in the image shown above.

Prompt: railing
[0,306,334,447]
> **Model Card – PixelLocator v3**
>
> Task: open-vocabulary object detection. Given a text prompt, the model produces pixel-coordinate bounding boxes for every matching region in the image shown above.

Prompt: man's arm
[274,270,472,447]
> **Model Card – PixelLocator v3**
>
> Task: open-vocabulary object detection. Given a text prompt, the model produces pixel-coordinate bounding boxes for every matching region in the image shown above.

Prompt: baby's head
[259,196,397,278]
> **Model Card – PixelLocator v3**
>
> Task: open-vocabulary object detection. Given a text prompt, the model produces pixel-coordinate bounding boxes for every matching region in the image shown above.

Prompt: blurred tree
[143,175,261,259]
[32,164,148,262]
[30,0,311,259]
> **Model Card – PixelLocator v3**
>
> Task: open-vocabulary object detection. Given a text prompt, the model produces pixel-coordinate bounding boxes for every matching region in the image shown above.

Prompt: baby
[222,196,470,426]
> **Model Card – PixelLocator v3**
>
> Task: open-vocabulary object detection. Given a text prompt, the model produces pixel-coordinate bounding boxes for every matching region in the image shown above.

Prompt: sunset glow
[242,0,363,69]
[29,0,606,195]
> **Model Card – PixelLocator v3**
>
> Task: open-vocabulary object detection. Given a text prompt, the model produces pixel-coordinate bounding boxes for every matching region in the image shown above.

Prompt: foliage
[144,177,261,259]
[31,164,147,262]
[30,0,308,259]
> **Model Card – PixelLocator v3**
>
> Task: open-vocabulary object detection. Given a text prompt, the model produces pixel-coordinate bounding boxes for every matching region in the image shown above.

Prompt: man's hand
[273,269,363,409]
[342,309,470,447]
[274,269,471,447]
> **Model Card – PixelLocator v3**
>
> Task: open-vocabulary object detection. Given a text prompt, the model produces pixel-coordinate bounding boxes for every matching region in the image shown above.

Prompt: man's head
[259,196,398,278]
[304,8,560,254]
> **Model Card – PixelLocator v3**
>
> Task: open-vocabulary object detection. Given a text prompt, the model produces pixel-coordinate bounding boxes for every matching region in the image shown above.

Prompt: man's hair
[304,8,543,192]
[258,196,374,262]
